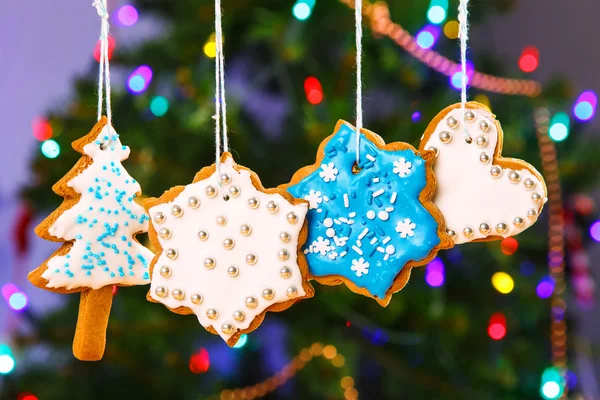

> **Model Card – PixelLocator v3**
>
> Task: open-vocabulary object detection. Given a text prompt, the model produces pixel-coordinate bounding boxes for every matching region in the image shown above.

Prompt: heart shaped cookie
[419,102,547,244]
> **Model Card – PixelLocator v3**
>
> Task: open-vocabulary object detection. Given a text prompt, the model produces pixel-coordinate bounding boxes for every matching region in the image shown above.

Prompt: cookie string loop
[93,0,113,147]
[458,0,472,142]
[355,0,363,166]
[214,0,229,178]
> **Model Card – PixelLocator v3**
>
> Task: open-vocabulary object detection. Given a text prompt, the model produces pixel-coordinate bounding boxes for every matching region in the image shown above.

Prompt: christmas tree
[5,0,599,398]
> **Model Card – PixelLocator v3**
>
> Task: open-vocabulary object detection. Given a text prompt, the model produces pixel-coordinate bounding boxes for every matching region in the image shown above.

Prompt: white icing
[148,157,308,343]
[43,125,154,290]
[422,107,548,244]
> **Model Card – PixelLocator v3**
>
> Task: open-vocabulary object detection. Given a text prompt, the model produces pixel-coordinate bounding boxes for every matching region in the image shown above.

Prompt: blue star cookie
[284,121,452,306]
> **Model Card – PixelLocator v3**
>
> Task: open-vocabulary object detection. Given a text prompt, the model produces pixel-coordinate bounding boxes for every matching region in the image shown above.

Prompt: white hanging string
[214,0,228,172]
[458,0,471,141]
[355,0,363,165]
[93,0,112,144]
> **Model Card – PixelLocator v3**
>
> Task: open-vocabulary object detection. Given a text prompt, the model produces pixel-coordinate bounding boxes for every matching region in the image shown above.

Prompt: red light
[112,285,118,295]
[304,76,323,105]
[32,117,53,141]
[518,46,539,73]
[500,237,518,255]
[94,35,116,62]
[18,394,38,400]
[488,313,507,340]
[189,348,210,374]
[346,321,351,327]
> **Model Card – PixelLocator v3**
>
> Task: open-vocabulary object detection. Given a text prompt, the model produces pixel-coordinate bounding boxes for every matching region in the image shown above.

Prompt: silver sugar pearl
[233,310,245,322]
[479,119,491,132]
[220,173,231,185]
[248,197,259,209]
[206,185,217,198]
[171,289,185,300]
[280,267,292,279]
[166,248,178,260]
[223,238,235,250]
[475,135,488,147]
[246,254,257,265]
[267,201,279,213]
[496,223,508,234]
[490,166,502,178]
[227,266,239,277]
[278,249,290,261]
[286,212,298,224]
[171,205,183,218]
[245,296,258,309]
[188,196,200,209]
[286,286,298,298]
[447,229,456,240]
[204,257,216,269]
[439,131,452,144]
[206,309,218,320]
[197,230,209,241]
[479,152,490,164]
[155,286,168,298]
[153,212,166,224]
[279,232,291,243]
[240,224,252,236]
[527,209,538,219]
[513,217,524,227]
[524,178,536,190]
[221,323,234,335]
[465,110,476,122]
[229,186,240,198]
[159,228,171,239]
[479,223,491,235]
[427,146,439,157]
[446,116,459,129]
[216,216,227,226]
[190,294,203,304]
[532,192,542,203]
[463,227,474,238]
[508,171,521,183]
[262,288,274,300]
[159,265,172,278]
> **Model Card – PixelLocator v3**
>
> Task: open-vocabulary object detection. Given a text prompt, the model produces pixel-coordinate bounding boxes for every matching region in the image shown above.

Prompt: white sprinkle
[323,218,333,228]
[366,210,376,219]
[352,246,363,255]
[327,253,337,260]
[385,206,394,212]
[366,154,376,162]
[382,236,391,244]
[358,228,369,239]
[383,254,390,261]
[333,236,341,246]
[339,217,348,223]
[334,219,341,225]
[339,236,349,242]
[326,228,336,238]
[385,245,396,255]
[339,251,347,257]
[349,212,357,218]
[347,219,355,224]
[356,239,362,247]
[377,247,385,253]
[344,194,349,208]
[370,237,378,245]
[323,196,330,202]
[317,209,322,213]
[304,249,309,254]
[390,192,397,204]
[372,177,380,183]
[372,189,384,198]
[378,211,389,221]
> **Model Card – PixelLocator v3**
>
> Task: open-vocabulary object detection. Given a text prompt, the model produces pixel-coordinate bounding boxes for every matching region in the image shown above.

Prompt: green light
[427,0,448,24]
[41,139,60,159]
[540,367,565,399]
[233,334,248,348]
[150,96,169,117]
[549,112,570,142]
[292,0,315,21]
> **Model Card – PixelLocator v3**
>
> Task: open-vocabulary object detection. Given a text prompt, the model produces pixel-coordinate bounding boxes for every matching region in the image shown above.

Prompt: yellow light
[323,345,337,360]
[474,94,491,110]
[492,272,514,294]
[340,376,355,389]
[204,41,216,58]
[332,354,345,367]
[443,20,459,39]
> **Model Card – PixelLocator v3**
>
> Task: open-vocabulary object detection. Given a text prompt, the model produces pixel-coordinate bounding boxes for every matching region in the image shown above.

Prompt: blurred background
[1,0,600,399]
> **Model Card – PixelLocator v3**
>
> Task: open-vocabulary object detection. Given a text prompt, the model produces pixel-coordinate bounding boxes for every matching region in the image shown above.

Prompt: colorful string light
[215,343,358,400]
[116,5,138,27]
[425,257,445,287]
[534,108,568,394]
[0,345,15,375]
[127,65,153,94]
[573,90,597,122]
[32,117,53,141]
[487,313,507,340]
[519,46,539,73]
[491,272,514,294]
[548,112,570,142]
[304,76,324,105]
[40,140,60,159]
[339,0,542,97]
[292,0,316,21]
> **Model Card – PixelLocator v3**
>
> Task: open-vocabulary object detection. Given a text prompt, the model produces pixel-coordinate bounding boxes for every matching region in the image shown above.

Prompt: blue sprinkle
[143,272,149,280]
[102,166,107,170]
[121,236,126,241]
[76,234,82,240]
[88,188,93,193]
[110,273,115,277]
[66,255,71,259]
[55,269,60,273]
[124,221,129,226]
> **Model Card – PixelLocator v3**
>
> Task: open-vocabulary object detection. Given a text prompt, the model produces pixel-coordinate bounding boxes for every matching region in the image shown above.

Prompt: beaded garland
[419,102,547,244]
[34,118,153,291]
[145,154,314,346]
[285,121,452,305]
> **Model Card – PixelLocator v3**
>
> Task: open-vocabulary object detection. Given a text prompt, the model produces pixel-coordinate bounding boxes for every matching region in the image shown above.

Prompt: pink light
[578,91,598,108]
[425,257,445,287]
[1,284,19,301]
[116,5,139,26]
[127,65,153,94]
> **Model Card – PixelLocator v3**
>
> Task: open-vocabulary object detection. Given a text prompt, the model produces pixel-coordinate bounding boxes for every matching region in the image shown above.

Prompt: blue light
[8,292,28,311]
[0,354,15,375]
[292,0,315,21]
[416,31,435,49]
[450,71,469,90]
[574,101,594,121]
[41,139,60,159]
[233,334,248,348]
[427,6,446,24]
[128,76,146,93]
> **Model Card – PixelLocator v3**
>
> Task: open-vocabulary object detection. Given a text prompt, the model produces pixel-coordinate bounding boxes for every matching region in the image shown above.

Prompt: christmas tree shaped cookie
[29,117,154,361]
[144,154,314,347]
[283,121,453,306]
[419,102,547,244]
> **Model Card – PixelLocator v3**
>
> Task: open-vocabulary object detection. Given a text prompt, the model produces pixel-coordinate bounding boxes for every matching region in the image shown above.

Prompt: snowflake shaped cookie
[419,102,547,244]
[284,121,453,306]
[145,154,314,346]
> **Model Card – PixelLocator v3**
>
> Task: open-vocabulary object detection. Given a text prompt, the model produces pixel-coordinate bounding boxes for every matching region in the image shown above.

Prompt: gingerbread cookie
[282,120,453,306]
[144,153,314,347]
[29,117,154,361]
[419,102,547,244]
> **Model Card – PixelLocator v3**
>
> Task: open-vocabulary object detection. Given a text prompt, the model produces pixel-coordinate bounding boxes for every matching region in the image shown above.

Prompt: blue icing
[288,122,440,299]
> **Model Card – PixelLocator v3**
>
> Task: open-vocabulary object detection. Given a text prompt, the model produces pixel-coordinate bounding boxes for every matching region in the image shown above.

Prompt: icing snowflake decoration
[31,118,153,291]
[145,154,314,346]
[419,102,548,244]
[285,120,453,306]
